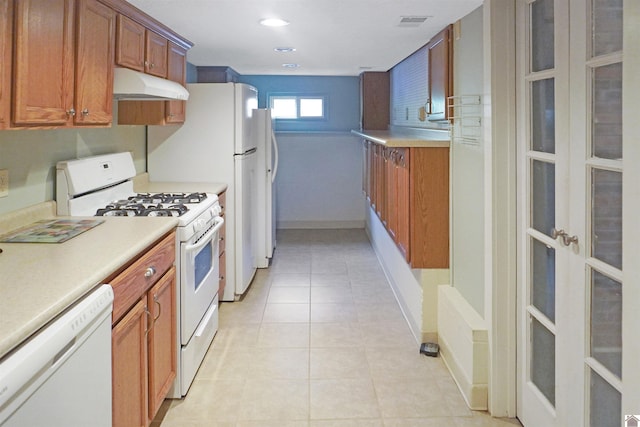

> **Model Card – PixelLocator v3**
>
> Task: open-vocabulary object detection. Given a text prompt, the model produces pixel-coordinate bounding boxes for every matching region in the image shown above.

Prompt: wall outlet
[0,169,8,197]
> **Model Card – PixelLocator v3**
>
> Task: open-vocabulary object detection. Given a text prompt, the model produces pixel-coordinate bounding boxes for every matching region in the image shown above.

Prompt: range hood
[113,67,189,101]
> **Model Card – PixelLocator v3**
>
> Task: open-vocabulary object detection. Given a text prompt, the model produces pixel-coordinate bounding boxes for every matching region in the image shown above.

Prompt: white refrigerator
[147,82,259,301]
[254,108,278,268]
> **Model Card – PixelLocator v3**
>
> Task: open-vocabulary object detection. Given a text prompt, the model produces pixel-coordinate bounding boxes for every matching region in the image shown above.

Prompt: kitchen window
[269,95,326,120]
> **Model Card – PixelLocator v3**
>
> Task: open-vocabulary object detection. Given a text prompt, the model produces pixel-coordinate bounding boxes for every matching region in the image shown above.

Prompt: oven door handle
[184,217,225,253]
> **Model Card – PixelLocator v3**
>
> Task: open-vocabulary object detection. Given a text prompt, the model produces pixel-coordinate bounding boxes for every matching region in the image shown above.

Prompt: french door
[516,0,624,426]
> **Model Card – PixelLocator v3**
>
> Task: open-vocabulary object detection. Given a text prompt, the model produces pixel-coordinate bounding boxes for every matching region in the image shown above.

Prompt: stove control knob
[211,205,222,216]
[195,218,207,232]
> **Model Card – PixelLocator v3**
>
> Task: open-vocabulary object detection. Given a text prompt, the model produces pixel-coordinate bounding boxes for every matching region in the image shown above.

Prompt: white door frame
[622,0,640,416]
[482,0,518,417]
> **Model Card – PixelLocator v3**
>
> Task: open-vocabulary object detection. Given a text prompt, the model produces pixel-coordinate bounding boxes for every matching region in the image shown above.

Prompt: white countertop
[0,202,177,359]
[351,128,451,148]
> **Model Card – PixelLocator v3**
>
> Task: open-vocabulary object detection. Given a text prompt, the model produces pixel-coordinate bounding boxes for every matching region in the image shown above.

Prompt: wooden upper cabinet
[75,0,115,126]
[0,0,12,129]
[116,14,145,71]
[118,40,187,125]
[426,25,453,122]
[360,71,390,130]
[165,42,187,123]
[115,14,168,78]
[12,0,114,127]
[13,0,75,126]
[145,30,168,78]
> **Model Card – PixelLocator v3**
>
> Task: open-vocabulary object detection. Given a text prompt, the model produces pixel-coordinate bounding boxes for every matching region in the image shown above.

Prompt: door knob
[551,228,579,247]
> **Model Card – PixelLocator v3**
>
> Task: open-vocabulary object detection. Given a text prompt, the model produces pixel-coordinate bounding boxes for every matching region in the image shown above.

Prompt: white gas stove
[56,152,223,398]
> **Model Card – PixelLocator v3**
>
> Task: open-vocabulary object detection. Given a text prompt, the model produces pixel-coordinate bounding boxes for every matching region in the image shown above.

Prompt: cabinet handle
[153,295,162,322]
[144,266,156,278]
[150,63,155,69]
[67,108,76,117]
[144,305,153,335]
[426,98,432,114]
[81,108,89,116]
[219,275,224,281]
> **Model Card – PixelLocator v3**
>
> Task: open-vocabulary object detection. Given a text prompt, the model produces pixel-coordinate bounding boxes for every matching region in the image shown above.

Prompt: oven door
[180,216,224,345]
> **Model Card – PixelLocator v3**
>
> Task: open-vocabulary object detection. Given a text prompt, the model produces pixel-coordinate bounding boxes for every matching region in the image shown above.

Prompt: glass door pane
[590,269,622,377]
[531,317,556,404]
[531,160,555,237]
[531,239,556,321]
[592,63,622,160]
[589,370,621,427]
[591,168,622,269]
[531,0,555,71]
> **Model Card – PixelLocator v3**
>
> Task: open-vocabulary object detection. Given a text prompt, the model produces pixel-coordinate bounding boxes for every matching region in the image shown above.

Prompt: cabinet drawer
[110,231,175,324]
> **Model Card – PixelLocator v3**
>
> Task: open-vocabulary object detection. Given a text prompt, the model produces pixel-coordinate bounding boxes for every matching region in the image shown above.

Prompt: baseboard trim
[277,220,365,229]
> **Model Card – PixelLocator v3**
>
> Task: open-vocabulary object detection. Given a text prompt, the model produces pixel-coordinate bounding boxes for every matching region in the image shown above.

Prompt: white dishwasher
[0,284,114,427]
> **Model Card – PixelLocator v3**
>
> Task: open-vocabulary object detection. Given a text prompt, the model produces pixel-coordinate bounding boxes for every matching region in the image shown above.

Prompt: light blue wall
[238,75,360,132]
[236,75,365,228]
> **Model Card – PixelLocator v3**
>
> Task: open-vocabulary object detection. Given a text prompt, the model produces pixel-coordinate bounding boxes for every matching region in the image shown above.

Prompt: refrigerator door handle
[271,129,279,183]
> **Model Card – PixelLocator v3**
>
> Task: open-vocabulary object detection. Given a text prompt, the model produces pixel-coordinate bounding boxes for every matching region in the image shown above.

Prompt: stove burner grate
[133,192,208,204]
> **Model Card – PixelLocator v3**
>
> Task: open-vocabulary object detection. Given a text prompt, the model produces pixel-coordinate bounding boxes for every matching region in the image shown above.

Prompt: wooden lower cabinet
[363,141,449,269]
[395,148,411,261]
[217,190,227,298]
[111,232,176,427]
[147,268,177,419]
[112,298,148,427]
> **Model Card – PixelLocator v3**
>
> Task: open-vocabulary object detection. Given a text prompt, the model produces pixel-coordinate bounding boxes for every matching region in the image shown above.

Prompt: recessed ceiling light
[274,47,296,53]
[282,63,299,68]
[260,18,289,27]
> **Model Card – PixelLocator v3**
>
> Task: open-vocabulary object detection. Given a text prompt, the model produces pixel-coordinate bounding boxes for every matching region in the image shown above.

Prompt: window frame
[268,93,328,121]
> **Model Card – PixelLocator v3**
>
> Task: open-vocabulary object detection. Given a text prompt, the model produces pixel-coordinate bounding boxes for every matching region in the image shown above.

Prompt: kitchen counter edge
[351,129,451,148]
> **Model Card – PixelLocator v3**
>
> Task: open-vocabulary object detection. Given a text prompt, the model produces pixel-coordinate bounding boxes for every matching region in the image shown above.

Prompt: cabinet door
[218,252,226,298]
[360,71,390,130]
[13,0,74,125]
[74,0,114,126]
[376,145,387,223]
[112,298,149,427]
[0,0,11,129]
[396,148,410,262]
[147,267,176,421]
[410,147,449,268]
[115,14,145,71]
[385,148,398,241]
[426,25,452,122]
[165,42,187,123]
[145,31,168,77]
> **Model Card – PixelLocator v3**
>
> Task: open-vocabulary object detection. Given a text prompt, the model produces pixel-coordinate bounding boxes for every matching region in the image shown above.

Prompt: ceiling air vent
[398,16,430,27]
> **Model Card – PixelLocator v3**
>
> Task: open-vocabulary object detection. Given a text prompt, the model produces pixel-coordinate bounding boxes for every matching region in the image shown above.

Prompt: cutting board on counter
[0,219,104,243]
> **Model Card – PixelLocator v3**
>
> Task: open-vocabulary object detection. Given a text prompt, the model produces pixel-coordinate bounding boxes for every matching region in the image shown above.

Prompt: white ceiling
[127,0,483,76]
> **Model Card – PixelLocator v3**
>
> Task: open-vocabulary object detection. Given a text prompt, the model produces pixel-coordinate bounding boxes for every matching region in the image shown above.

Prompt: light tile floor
[153,229,522,427]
